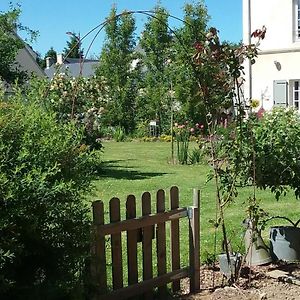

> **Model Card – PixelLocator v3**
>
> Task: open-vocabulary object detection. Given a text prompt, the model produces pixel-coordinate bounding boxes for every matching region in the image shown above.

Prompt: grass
[90,141,300,283]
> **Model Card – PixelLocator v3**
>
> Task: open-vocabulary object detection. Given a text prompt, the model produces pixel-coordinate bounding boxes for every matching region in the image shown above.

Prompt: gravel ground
[177,263,300,300]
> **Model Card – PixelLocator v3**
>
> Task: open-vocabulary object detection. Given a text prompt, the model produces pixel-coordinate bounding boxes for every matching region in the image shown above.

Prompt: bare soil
[178,263,300,300]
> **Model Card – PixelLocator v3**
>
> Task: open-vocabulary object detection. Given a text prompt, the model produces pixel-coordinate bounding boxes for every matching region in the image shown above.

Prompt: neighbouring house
[15,39,46,78]
[44,53,98,79]
[243,0,300,111]
[2,33,45,93]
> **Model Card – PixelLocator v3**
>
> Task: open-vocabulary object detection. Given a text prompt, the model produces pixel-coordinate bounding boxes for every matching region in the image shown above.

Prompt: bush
[221,108,300,200]
[0,98,97,299]
[252,108,300,198]
[113,126,126,142]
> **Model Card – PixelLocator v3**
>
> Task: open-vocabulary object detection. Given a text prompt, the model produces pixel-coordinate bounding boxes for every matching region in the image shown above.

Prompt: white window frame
[294,0,300,41]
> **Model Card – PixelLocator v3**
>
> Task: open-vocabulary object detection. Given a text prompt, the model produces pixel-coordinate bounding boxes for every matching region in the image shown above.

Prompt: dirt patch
[178,263,300,300]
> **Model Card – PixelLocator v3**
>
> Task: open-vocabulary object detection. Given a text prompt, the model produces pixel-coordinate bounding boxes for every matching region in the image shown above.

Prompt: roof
[12,31,46,78]
[45,60,98,78]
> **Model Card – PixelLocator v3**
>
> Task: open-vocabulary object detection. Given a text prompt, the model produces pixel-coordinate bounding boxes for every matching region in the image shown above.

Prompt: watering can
[243,219,272,266]
[268,217,300,262]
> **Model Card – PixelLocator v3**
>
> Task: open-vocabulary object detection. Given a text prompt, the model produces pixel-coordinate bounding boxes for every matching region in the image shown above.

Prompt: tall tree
[96,7,138,133]
[63,32,82,59]
[138,6,172,133]
[172,0,210,125]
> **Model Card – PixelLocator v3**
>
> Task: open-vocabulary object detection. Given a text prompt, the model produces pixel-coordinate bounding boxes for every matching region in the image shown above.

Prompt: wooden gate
[91,186,200,299]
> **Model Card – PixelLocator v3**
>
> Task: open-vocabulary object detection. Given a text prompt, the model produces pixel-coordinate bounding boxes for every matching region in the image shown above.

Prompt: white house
[15,41,45,78]
[44,53,99,79]
[243,0,300,111]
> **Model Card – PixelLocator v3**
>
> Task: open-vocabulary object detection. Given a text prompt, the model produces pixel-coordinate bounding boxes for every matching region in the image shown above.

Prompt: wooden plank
[99,207,187,236]
[156,189,168,299]
[92,200,107,298]
[189,189,200,292]
[110,197,123,290]
[170,186,181,292]
[101,267,189,300]
[142,192,153,300]
[126,195,138,287]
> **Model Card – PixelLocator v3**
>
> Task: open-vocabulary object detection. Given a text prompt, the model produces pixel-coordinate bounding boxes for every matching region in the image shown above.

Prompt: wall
[243,0,300,109]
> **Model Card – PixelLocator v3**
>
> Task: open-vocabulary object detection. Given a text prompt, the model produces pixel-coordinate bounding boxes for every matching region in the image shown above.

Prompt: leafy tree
[64,32,82,59]
[95,7,139,133]
[0,6,30,83]
[172,0,210,126]
[138,6,172,133]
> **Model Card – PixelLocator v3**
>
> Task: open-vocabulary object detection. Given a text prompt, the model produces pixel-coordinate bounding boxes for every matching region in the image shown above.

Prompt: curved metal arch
[63,9,207,71]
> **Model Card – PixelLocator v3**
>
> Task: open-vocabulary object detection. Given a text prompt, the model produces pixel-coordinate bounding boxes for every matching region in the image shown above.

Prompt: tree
[64,32,82,59]
[36,47,57,69]
[95,7,139,133]
[138,6,172,133]
[0,6,30,83]
[171,0,210,126]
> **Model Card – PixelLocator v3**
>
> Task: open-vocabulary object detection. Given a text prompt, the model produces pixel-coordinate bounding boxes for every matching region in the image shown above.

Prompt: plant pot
[244,228,272,266]
[219,253,242,278]
[269,226,300,262]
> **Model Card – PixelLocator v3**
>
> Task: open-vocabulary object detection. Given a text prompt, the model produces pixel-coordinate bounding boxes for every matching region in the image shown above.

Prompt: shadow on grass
[99,159,169,180]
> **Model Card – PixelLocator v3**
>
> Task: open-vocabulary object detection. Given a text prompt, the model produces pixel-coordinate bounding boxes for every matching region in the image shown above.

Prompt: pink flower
[200,124,204,129]
[190,128,195,133]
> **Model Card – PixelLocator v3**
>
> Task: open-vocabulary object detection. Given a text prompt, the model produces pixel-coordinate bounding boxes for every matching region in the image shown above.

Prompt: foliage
[37,47,57,69]
[223,108,300,200]
[0,95,99,298]
[190,22,266,282]
[28,75,108,150]
[173,122,204,164]
[96,7,139,133]
[0,5,37,83]
[64,32,82,59]
[138,6,172,133]
[113,126,126,142]
[172,0,210,126]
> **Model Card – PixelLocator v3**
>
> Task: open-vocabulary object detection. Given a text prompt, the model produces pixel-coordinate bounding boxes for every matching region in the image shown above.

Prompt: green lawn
[90,141,300,271]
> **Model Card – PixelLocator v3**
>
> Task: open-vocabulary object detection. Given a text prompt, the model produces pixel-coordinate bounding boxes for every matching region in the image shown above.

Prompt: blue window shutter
[273,80,288,107]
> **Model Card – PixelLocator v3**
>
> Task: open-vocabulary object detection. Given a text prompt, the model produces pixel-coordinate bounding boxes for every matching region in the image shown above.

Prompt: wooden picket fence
[91,186,200,300]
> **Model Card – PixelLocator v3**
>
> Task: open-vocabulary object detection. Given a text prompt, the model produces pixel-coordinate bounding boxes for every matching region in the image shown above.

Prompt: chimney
[56,53,64,65]
[45,57,54,69]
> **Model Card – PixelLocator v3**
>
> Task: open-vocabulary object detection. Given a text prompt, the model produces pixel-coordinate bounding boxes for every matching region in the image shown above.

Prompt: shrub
[220,107,300,200]
[252,108,300,198]
[0,97,97,299]
[113,126,126,142]
[189,147,203,164]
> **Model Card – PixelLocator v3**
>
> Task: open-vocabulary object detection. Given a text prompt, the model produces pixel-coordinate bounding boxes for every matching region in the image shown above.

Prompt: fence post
[92,200,107,299]
[170,186,181,292]
[189,189,200,292]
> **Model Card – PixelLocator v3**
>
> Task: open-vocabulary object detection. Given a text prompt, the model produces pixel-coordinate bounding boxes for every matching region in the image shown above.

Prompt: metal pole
[170,81,175,164]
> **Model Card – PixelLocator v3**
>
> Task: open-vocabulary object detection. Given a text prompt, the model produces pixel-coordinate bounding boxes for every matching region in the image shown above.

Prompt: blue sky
[0,0,242,57]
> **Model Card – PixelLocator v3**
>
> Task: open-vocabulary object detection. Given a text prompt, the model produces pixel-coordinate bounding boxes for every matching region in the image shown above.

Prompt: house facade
[243,0,300,111]
[44,53,98,79]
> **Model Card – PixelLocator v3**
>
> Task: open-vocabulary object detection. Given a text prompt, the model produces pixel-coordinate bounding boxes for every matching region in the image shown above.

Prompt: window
[293,80,300,110]
[295,0,300,40]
